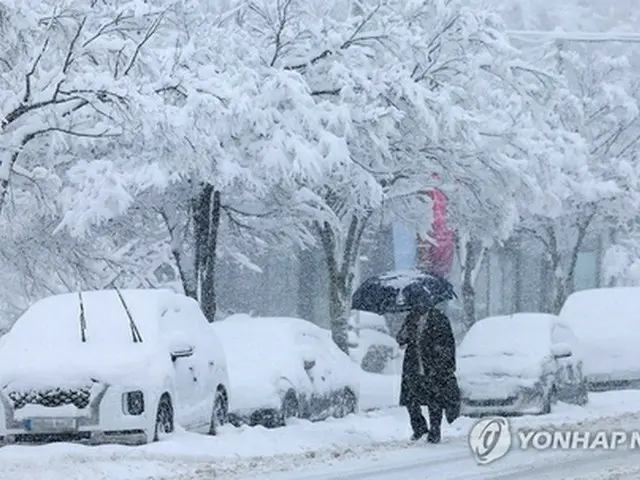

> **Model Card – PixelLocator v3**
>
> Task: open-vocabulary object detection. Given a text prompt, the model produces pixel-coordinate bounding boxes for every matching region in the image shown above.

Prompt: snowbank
[1,391,640,480]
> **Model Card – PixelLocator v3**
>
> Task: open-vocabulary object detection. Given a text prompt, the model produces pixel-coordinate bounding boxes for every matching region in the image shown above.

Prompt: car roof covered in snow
[214,314,322,340]
[560,287,640,329]
[0,289,183,388]
[8,289,175,346]
[559,287,640,344]
[458,313,560,358]
[559,287,640,377]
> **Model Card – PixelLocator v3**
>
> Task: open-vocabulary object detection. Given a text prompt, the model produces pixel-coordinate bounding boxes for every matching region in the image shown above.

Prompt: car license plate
[24,417,77,432]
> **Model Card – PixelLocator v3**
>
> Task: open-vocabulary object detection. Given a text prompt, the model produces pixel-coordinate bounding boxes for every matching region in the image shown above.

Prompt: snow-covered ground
[359,372,401,411]
[2,390,640,480]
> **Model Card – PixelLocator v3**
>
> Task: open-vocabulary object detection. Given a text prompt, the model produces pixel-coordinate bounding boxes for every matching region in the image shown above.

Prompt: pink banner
[417,188,455,277]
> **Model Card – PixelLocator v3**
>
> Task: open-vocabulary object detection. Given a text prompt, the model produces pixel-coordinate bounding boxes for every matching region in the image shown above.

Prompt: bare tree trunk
[159,206,197,299]
[459,237,486,330]
[548,217,594,314]
[172,247,196,299]
[0,175,10,218]
[550,256,565,314]
[317,215,368,354]
[193,185,222,323]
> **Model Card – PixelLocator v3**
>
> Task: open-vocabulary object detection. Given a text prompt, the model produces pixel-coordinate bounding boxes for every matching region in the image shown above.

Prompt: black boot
[427,404,443,444]
[427,429,441,443]
[411,427,429,441]
[407,404,428,441]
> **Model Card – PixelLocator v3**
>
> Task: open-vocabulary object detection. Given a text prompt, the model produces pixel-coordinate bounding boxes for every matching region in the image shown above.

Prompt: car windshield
[5,290,161,351]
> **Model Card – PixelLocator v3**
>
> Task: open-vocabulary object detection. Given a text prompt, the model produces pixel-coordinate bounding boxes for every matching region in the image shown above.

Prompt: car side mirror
[304,359,316,371]
[171,346,194,362]
[551,343,572,359]
[168,334,195,362]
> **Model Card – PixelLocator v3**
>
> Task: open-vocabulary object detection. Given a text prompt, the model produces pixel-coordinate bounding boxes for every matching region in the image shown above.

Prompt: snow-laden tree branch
[0,0,170,216]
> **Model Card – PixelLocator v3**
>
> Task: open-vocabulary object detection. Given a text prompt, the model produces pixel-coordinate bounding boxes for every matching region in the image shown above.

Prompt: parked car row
[0,289,360,446]
[457,286,640,417]
[0,285,631,444]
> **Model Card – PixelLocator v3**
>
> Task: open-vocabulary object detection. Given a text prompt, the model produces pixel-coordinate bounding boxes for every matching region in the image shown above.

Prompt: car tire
[208,388,228,436]
[154,394,174,441]
[337,388,357,418]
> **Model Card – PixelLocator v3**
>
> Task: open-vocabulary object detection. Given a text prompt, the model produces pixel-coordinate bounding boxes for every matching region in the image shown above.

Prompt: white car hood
[0,344,169,391]
[457,354,543,399]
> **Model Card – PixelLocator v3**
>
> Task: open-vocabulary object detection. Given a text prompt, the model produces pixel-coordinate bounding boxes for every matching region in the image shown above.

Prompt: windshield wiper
[114,287,143,343]
[78,291,87,342]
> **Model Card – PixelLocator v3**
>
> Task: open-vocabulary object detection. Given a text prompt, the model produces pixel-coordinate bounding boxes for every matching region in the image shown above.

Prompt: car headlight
[122,391,145,416]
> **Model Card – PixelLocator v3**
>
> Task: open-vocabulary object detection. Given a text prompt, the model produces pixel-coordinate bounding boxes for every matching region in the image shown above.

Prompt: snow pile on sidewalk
[2,391,640,480]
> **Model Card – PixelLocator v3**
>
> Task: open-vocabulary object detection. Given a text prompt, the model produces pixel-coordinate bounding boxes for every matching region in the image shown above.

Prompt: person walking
[396,304,460,443]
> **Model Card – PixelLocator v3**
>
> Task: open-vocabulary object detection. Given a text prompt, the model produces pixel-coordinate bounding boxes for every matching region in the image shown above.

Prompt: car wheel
[337,388,357,418]
[154,394,174,441]
[208,388,228,436]
[280,390,299,426]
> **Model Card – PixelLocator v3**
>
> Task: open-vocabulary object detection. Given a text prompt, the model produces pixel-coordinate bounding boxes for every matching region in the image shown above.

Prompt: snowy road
[1,391,640,480]
[258,441,640,480]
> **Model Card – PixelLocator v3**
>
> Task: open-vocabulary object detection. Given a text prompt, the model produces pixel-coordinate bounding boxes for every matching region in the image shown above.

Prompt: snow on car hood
[457,354,542,398]
[0,343,170,391]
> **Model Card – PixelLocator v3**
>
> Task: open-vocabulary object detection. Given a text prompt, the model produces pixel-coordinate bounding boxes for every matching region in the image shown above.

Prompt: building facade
[212,223,605,332]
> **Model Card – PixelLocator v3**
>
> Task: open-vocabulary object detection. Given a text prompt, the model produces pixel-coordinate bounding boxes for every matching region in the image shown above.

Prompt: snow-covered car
[458,313,588,417]
[211,314,359,428]
[0,289,229,445]
[348,311,402,374]
[559,287,640,391]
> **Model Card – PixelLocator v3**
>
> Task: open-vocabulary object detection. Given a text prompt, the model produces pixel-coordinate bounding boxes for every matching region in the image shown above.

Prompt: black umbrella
[351,269,456,315]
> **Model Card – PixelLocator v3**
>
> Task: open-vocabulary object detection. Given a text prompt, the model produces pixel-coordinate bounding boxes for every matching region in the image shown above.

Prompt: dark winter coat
[397,308,460,423]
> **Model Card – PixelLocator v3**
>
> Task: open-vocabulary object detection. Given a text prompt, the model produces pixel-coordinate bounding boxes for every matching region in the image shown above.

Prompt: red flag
[417,188,455,276]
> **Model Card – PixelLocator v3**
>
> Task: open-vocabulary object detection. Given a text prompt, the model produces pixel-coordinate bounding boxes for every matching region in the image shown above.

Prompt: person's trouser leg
[427,402,443,443]
[406,403,428,439]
